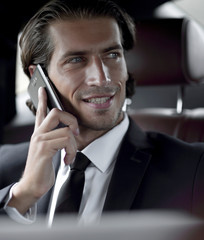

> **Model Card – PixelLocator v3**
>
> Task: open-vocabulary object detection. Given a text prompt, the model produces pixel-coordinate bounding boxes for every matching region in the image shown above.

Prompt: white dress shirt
[5,113,129,226]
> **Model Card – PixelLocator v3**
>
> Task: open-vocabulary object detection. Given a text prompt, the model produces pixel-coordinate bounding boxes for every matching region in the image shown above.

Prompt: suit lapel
[103,118,153,211]
[37,119,153,213]
[37,151,61,214]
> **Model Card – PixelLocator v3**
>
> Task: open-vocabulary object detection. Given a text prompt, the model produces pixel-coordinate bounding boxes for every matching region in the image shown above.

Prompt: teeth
[85,97,110,104]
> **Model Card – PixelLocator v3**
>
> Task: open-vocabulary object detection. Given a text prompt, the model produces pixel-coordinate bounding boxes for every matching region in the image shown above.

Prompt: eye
[108,52,119,59]
[68,57,85,63]
[105,51,122,60]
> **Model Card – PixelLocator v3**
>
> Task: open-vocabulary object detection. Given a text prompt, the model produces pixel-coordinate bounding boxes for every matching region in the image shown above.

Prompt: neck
[76,128,108,151]
[76,112,124,151]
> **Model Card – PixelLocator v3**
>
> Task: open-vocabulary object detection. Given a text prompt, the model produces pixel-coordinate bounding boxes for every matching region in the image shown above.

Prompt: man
[0,0,204,225]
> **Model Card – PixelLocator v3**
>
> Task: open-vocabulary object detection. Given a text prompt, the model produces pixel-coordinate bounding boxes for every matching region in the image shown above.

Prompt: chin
[79,110,124,131]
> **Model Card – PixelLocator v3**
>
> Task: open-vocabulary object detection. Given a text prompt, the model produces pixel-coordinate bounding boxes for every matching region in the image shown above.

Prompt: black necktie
[55,152,90,214]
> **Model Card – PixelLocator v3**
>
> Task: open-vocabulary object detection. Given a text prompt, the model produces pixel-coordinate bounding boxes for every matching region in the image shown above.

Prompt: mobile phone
[28,64,64,112]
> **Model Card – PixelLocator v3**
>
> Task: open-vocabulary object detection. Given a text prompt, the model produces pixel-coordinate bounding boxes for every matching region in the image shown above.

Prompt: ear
[28,65,37,77]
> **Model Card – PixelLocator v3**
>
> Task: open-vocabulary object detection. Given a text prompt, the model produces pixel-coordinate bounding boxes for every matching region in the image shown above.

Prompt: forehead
[49,17,123,52]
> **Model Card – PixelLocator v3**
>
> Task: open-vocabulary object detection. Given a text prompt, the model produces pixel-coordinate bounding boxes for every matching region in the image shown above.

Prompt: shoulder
[126,119,204,174]
[146,131,204,169]
[127,117,204,156]
[147,131,204,153]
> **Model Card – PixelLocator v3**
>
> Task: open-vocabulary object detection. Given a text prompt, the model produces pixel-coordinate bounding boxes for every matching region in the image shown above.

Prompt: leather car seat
[126,18,204,142]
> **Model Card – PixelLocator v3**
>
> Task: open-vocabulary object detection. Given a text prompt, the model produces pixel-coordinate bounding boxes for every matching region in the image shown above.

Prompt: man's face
[48,17,128,132]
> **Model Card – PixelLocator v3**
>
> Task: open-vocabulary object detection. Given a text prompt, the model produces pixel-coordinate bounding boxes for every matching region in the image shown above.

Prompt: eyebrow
[102,44,123,53]
[59,44,123,62]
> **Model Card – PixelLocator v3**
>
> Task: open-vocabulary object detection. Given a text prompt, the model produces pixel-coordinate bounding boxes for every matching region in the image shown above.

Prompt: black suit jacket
[1,118,204,218]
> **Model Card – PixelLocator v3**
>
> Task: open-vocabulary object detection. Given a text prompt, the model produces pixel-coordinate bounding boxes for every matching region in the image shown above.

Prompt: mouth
[83,95,114,109]
[84,96,111,104]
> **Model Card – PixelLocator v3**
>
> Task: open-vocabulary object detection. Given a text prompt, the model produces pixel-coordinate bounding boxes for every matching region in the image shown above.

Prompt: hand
[8,87,79,214]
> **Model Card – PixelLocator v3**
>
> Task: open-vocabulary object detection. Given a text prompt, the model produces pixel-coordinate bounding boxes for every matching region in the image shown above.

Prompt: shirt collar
[82,112,129,173]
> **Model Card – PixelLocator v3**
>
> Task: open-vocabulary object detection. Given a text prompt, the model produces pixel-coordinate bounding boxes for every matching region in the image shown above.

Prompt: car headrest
[183,19,204,84]
[126,18,204,86]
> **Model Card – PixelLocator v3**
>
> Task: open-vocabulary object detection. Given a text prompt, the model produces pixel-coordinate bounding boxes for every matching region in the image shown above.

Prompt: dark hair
[20,0,136,97]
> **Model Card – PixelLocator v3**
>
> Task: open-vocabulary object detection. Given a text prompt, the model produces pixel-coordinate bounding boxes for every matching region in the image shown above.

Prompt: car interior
[1,0,204,145]
[127,17,204,143]
[0,0,204,238]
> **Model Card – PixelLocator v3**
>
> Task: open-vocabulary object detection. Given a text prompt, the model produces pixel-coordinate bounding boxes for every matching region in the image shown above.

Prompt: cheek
[110,60,128,84]
[117,64,128,97]
[112,71,128,96]
[54,72,84,104]
[56,82,77,112]
[58,83,76,106]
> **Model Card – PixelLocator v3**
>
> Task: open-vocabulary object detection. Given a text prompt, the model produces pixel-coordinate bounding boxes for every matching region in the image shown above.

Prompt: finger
[39,108,79,136]
[31,127,77,160]
[44,128,77,165]
[43,135,77,164]
[35,126,72,142]
[48,136,77,155]
[63,145,77,165]
[35,87,47,130]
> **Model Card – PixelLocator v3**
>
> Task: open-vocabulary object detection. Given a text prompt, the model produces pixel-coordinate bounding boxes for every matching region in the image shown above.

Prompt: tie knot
[71,152,90,171]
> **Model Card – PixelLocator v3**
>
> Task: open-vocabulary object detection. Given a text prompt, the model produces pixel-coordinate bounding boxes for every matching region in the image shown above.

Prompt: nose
[85,56,110,86]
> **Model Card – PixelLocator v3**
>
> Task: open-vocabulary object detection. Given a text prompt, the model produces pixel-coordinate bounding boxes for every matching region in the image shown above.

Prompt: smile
[83,95,114,109]
[84,96,111,104]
